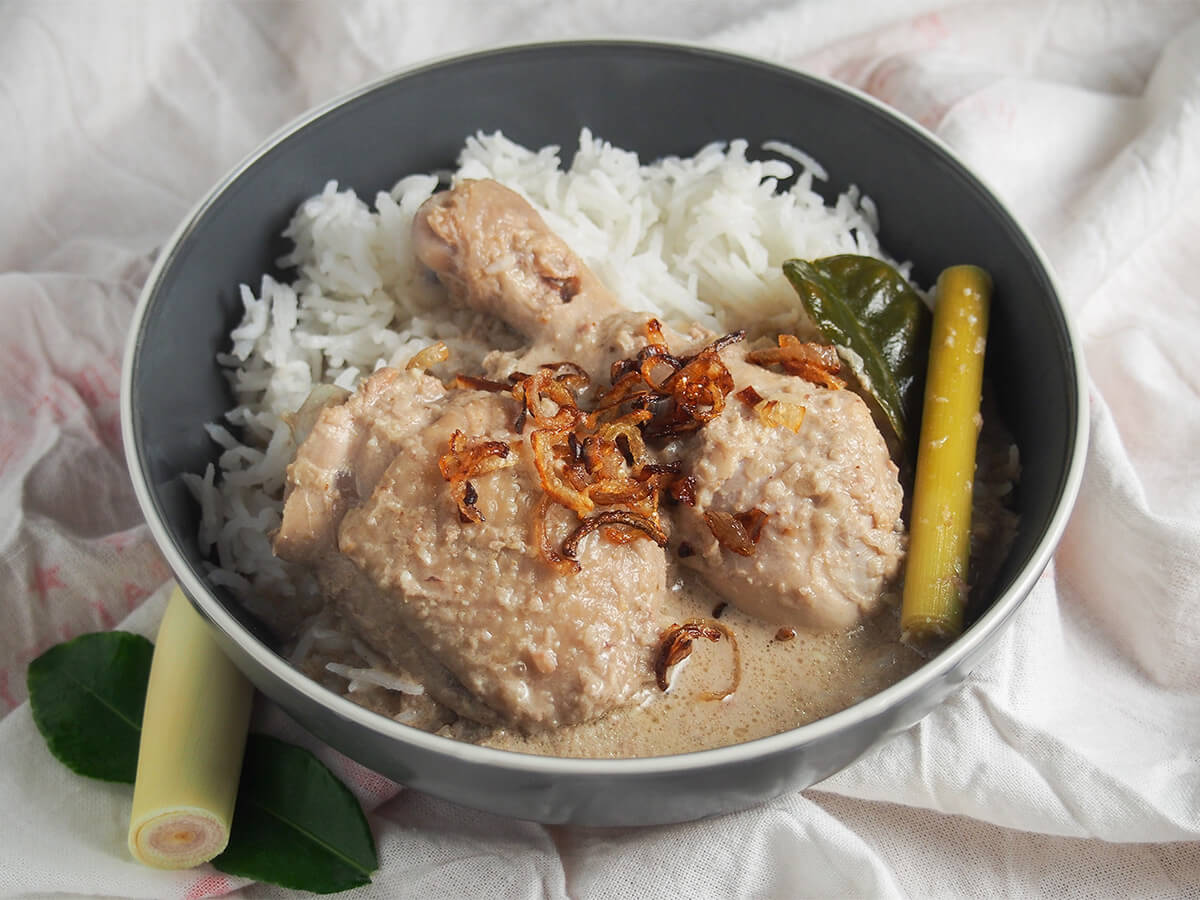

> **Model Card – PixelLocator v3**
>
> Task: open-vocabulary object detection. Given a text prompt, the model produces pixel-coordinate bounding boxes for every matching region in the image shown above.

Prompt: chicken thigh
[275,365,665,730]
[673,350,905,631]
[336,387,665,729]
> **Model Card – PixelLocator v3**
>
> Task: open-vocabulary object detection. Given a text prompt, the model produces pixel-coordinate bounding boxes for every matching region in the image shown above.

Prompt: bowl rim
[121,36,1090,777]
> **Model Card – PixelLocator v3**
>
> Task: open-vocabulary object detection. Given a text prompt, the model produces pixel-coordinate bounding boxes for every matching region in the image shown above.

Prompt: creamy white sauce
[475,572,922,758]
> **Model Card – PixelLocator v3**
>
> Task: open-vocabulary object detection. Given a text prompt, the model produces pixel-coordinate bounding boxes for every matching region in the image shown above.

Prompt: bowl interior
[128,40,1081,751]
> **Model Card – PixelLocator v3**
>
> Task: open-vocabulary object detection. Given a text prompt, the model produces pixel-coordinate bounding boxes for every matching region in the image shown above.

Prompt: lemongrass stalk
[900,265,992,651]
[128,587,253,869]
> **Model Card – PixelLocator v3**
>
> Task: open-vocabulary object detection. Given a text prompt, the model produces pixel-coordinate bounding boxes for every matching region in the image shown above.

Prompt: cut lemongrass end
[130,808,229,870]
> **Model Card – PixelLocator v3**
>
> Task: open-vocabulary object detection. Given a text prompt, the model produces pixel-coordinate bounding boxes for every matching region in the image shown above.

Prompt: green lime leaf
[26,631,154,783]
[783,255,932,455]
[214,734,378,894]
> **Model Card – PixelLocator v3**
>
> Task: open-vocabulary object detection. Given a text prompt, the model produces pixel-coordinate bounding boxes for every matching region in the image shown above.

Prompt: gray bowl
[122,39,1087,825]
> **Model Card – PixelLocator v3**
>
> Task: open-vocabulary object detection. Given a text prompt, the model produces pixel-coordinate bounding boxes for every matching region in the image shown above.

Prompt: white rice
[183,128,898,628]
[324,663,425,696]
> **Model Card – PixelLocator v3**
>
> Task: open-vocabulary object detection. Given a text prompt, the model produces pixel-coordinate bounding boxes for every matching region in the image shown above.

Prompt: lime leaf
[27,631,154,783]
[783,255,932,455]
[214,735,378,894]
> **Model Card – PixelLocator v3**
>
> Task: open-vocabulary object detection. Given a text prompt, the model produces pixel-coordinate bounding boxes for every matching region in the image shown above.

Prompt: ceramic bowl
[122,40,1087,825]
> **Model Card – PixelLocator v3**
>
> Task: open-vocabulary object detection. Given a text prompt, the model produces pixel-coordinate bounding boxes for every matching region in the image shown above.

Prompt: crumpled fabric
[1,1,1198,897]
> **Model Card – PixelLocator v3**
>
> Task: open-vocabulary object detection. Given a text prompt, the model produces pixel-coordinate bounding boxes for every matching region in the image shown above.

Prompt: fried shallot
[595,319,743,440]
[653,619,741,700]
[747,334,845,389]
[562,510,669,560]
[753,398,807,433]
[703,508,769,557]
[443,318,746,570]
[438,430,519,523]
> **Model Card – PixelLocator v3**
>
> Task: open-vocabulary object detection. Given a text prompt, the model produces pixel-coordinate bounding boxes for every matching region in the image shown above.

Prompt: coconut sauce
[475,572,923,758]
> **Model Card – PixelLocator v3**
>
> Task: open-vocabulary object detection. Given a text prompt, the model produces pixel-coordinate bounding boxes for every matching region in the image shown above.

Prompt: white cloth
[2,1,1198,896]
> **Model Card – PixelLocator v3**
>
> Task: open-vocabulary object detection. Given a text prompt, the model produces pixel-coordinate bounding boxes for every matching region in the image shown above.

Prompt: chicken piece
[275,363,666,730]
[335,387,666,730]
[413,178,625,362]
[274,366,448,561]
[672,349,906,631]
[275,367,505,722]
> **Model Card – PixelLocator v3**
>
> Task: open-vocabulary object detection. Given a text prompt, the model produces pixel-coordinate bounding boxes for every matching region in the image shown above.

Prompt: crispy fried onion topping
[736,385,807,433]
[437,430,519,523]
[599,320,744,440]
[519,322,739,570]
[703,508,769,557]
[654,619,741,700]
[747,334,845,389]
[562,510,668,561]
[445,321,741,571]
[513,363,591,433]
[526,405,678,565]
[753,398,806,433]
[533,495,580,575]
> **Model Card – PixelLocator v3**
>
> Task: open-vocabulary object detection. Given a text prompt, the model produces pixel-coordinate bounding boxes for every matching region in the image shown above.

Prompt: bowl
[121,39,1087,825]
